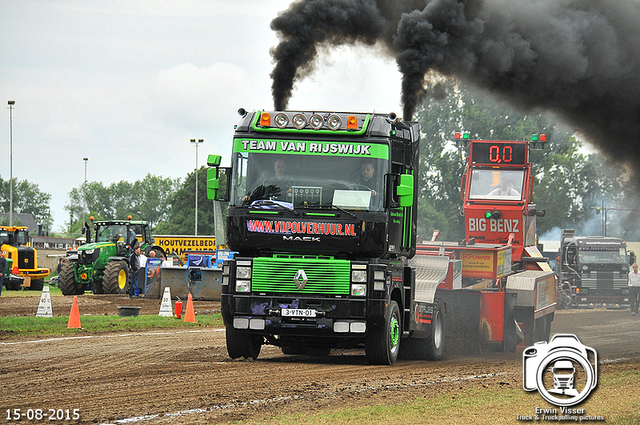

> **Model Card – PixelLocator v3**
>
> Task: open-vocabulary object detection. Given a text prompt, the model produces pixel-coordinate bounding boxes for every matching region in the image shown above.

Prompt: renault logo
[294,270,308,290]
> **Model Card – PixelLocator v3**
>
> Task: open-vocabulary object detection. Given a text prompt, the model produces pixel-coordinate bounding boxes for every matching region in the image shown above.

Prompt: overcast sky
[0,0,403,232]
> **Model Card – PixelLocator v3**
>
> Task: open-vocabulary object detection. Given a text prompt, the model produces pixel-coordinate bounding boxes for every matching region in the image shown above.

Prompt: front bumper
[221,293,386,338]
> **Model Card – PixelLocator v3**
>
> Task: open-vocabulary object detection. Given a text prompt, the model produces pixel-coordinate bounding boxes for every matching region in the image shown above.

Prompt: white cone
[158,287,173,317]
[36,285,53,318]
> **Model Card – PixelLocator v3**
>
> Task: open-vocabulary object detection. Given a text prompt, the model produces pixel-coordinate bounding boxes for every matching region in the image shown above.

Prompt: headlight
[327,114,342,130]
[84,249,95,255]
[236,280,251,292]
[237,266,252,279]
[292,113,307,129]
[274,112,289,128]
[581,265,588,271]
[351,270,367,283]
[351,283,366,296]
[309,114,324,130]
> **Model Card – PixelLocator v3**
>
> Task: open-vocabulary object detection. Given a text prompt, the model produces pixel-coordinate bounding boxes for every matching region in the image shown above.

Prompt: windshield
[16,230,28,245]
[578,248,627,264]
[468,169,524,201]
[95,224,129,243]
[230,152,388,211]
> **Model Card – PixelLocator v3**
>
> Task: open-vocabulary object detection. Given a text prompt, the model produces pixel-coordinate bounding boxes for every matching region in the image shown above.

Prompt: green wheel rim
[390,315,400,352]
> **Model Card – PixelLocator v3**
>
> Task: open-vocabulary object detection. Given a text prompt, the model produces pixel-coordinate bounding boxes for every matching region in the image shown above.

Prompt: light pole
[190,139,204,235]
[7,100,15,226]
[83,158,88,225]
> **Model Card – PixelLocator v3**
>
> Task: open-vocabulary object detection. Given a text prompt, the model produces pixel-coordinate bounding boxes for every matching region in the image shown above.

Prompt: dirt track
[2,295,640,424]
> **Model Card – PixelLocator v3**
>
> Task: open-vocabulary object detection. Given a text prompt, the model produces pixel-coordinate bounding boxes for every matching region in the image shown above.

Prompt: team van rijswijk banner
[234,139,389,158]
[154,236,216,261]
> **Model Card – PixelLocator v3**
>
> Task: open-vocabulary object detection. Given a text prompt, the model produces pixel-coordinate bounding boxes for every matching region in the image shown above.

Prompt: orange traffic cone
[183,293,195,323]
[67,296,81,329]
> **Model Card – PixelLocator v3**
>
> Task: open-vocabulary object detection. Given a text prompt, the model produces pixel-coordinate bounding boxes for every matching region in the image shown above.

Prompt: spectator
[628,262,640,316]
[0,252,6,296]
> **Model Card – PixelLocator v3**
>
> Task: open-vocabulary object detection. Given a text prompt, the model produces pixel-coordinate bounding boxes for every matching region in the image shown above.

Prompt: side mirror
[396,174,414,207]
[207,154,222,167]
[207,168,220,200]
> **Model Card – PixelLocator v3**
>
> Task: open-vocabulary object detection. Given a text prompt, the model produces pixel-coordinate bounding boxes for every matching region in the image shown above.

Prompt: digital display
[471,142,527,165]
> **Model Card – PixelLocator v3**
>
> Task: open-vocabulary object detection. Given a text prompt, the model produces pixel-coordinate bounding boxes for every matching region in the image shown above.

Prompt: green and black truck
[206,109,555,365]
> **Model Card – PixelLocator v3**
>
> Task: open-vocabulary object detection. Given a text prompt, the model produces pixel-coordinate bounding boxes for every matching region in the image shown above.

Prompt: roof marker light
[532,134,539,141]
[454,132,461,139]
[260,112,271,127]
[463,132,470,140]
[309,114,324,130]
[327,114,342,131]
[540,134,547,141]
[292,113,307,129]
[274,112,289,129]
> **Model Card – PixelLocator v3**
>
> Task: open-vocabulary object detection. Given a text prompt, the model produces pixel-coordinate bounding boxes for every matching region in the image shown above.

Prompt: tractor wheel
[5,276,22,291]
[102,261,130,294]
[92,280,105,295]
[59,262,83,295]
[29,279,44,291]
[365,300,401,365]
[225,325,262,360]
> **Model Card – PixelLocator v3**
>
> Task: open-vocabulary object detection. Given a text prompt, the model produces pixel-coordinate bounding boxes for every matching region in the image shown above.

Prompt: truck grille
[251,257,351,295]
[582,270,627,290]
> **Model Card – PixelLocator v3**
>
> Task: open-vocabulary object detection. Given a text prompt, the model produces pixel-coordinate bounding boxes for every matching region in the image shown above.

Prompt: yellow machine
[0,226,50,291]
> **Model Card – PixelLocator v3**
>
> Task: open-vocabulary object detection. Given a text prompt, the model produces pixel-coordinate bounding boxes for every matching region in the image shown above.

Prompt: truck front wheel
[59,262,83,295]
[102,261,129,294]
[226,325,262,360]
[365,300,401,365]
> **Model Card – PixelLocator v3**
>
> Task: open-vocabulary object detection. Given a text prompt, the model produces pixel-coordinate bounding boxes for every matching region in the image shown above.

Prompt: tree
[64,174,179,234]
[0,175,53,228]
[155,167,214,235]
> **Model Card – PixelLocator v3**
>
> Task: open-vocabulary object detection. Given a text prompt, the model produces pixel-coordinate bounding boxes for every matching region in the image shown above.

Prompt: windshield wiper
[249,200,299,215]
[331,204,359,220]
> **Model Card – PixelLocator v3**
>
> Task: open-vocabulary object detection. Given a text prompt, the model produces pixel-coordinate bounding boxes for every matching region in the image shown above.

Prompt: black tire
[226,325,262,360]
[399,299,446,361]
[5,276,22,291]
[424,299,445,360]
[102,261,130,294]
[59,262,83,295]
[365,300,401,365]
[29,278,44,291]
[92,280,105,295]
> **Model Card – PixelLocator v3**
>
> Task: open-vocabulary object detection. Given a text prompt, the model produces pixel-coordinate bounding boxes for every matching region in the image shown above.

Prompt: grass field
[0,314,223,338]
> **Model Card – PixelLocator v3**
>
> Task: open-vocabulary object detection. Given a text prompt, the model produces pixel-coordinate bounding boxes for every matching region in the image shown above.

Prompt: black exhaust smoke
[270,0,640,175]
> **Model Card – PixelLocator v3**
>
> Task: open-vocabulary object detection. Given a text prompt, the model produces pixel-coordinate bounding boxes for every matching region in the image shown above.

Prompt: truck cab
[460,134,547,263]
[208,110,420,364]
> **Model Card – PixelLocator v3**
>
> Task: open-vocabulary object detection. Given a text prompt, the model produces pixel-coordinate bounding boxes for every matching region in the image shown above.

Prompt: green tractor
[59,218,165,295]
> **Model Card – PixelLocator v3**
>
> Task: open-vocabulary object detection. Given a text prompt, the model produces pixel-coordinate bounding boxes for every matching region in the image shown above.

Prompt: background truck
[0,225,50,291]
[206,109,556,365]
[59,217,165,295]
[555,229,633,307]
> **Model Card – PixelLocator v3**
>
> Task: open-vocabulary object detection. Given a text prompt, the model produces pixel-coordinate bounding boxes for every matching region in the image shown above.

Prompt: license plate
[282,308,317,318]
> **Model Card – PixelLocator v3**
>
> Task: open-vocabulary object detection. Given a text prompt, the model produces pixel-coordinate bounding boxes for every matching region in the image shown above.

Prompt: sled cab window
[468,169,524,201]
